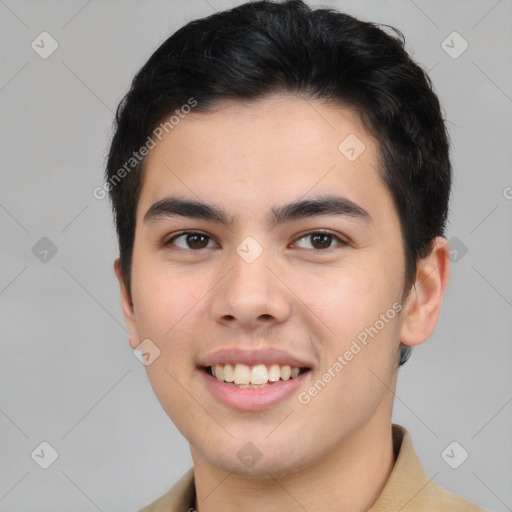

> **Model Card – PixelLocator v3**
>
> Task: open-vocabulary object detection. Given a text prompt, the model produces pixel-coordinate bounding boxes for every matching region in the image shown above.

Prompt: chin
[194,438,309,480]
[217,453,305,480]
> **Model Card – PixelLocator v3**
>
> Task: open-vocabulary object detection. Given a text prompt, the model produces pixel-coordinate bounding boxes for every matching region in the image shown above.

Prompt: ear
[399,236,451,347]
[114,257,140,349]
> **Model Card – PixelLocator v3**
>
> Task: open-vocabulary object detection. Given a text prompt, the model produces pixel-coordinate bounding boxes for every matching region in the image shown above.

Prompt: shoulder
[411,481,490,511]
[370,425,489,512]
[137,468,195,512]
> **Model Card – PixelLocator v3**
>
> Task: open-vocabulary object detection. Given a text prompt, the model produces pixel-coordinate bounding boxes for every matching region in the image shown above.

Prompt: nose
[211,246,292,331]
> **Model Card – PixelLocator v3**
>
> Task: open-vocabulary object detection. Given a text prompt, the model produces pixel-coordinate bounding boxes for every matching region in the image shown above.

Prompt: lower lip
[200,368,310,412]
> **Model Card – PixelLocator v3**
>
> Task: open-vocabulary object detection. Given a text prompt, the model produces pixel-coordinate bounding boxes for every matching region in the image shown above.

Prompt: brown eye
[293,231,346,250]
[310,233,332,249]
[166,232,214,250]
[186,233,210,249]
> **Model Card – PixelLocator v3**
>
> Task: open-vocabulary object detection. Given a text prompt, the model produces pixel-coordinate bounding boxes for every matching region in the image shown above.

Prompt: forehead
[136,95,391,225]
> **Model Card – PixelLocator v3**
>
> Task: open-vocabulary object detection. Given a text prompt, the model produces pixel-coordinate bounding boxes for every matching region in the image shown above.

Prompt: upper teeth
[211,363,301,385]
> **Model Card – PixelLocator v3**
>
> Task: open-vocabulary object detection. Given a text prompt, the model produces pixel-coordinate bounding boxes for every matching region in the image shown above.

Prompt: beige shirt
[138,424,488,512]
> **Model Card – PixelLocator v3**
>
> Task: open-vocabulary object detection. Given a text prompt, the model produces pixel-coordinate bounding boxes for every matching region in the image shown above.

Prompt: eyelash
[164,230,348,252]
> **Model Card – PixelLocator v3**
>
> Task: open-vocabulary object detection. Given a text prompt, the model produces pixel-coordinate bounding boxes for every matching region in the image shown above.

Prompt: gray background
[0,0,511,510]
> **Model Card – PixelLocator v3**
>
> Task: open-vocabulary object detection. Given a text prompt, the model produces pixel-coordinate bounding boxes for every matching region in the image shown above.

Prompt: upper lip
[198,347,312,369]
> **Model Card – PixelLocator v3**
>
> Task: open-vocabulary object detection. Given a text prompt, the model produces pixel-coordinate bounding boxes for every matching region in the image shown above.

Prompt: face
[117,95,422,478]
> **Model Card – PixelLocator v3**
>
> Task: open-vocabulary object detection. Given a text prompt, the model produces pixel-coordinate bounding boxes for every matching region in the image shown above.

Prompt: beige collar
[139,424,486,511]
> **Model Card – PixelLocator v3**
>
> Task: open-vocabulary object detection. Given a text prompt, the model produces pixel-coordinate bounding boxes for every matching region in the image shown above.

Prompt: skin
[114,94,450,512]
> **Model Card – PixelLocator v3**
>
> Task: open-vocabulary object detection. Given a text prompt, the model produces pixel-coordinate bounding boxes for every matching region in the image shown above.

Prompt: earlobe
[113,257,141,348]
[399,237,451,347]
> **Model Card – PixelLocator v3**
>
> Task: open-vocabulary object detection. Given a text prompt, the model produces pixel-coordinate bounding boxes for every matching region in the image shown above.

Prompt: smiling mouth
[203,363,311,388]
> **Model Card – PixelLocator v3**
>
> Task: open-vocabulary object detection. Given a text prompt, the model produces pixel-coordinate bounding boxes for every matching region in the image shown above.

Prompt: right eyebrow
[143,196,233,226]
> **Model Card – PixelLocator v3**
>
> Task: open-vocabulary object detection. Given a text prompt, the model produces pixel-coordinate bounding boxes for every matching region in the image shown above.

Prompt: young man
[105,1,488,510]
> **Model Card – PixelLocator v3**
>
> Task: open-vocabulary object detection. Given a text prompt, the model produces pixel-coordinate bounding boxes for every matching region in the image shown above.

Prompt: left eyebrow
[143,194,372,229]
[269,195,372,228]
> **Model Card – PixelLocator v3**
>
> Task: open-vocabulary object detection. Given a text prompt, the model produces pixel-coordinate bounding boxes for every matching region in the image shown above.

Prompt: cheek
[300,261,401,390]
[300,261,395,339]
[131,267,207,432]
[132,261,210,341]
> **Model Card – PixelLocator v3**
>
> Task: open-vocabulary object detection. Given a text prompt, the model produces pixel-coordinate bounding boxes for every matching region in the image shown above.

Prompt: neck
[192,418,397,512]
